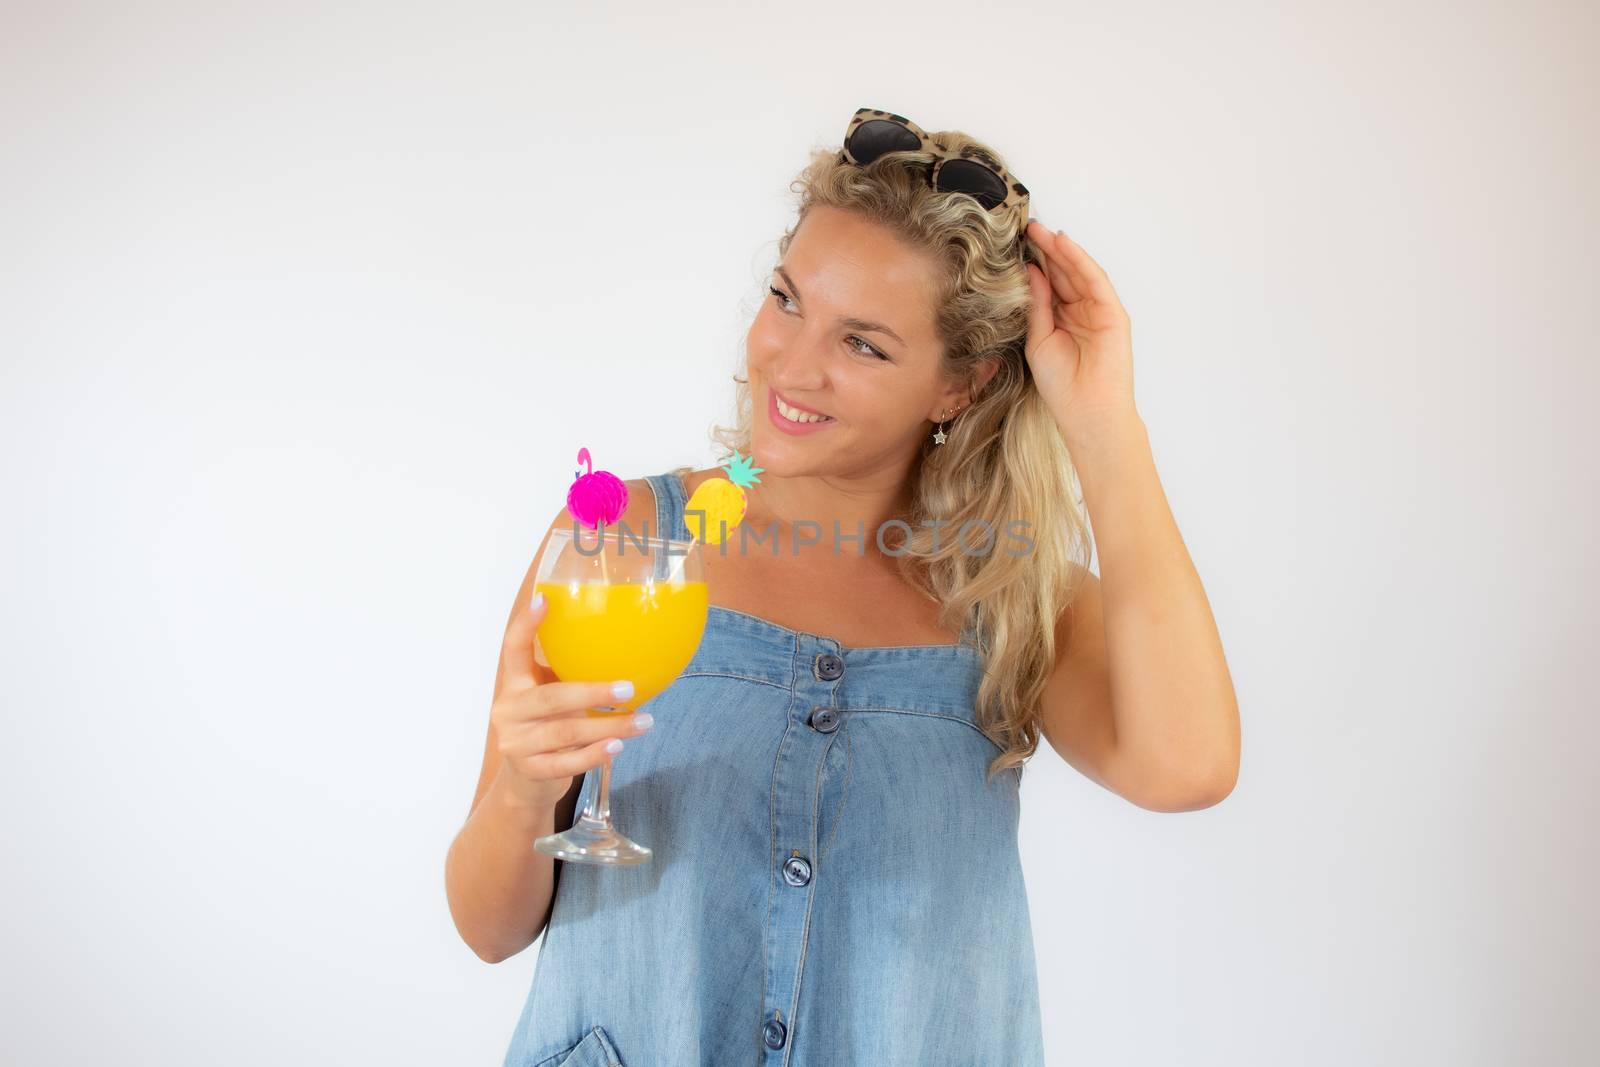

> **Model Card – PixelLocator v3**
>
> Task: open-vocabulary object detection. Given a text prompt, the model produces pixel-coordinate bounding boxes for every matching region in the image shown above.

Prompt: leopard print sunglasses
[838,107,1030,226]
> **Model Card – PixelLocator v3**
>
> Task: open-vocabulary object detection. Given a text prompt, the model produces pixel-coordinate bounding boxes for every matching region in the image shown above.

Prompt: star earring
[932,407,959,446]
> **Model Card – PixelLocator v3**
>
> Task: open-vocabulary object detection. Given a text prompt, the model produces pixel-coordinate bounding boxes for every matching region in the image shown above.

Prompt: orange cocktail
[534,578,709,716]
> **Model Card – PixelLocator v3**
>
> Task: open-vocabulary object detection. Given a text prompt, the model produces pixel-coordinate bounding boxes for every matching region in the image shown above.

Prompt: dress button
[814,652,844,681]
[782,855,812,887]
[763,1016,788,1049]
[808,705,840,733]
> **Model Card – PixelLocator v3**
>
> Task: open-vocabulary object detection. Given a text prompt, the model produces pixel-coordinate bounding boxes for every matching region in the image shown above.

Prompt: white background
[3,1,1595,1063]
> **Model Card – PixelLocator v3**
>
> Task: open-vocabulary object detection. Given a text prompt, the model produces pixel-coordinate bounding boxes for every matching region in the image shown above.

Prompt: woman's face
[745,204,968,477]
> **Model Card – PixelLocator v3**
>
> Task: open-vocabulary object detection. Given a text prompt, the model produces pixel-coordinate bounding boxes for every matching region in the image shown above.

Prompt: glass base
[534,815,653,865]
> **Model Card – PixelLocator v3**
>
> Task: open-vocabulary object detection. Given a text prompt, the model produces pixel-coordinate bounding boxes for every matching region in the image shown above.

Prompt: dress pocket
[531,1024,625,1067]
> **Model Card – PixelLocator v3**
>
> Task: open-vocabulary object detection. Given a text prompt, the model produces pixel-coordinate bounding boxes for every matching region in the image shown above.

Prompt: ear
[934,361,992,422]
[931,357,1001,419]
[969,356,1001,400]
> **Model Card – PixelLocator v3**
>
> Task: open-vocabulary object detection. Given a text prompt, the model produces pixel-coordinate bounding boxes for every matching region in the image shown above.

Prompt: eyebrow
[775,266,906,346]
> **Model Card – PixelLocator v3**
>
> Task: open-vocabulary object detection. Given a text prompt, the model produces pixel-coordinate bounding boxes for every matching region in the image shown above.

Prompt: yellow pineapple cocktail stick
[667,452,764,581]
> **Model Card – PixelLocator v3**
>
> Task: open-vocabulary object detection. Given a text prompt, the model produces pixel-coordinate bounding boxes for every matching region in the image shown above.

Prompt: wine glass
[531,524,708,864]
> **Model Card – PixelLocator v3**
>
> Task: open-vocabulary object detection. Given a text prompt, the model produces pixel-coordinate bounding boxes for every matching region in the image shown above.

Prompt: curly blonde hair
[710,127,1094,786]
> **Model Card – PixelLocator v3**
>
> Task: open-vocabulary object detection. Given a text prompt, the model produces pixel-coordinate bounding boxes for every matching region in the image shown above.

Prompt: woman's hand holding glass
[529,526,708,864]
[490,590,655,814]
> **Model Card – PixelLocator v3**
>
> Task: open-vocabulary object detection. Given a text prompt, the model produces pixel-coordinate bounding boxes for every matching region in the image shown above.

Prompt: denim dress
[500,471,1046,1067]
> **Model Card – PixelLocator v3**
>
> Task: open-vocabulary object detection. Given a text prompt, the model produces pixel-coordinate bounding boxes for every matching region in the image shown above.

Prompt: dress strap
[644,469,694,544]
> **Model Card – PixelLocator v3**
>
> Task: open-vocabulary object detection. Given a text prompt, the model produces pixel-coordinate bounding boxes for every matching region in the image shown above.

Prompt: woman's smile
[767,387,837,435]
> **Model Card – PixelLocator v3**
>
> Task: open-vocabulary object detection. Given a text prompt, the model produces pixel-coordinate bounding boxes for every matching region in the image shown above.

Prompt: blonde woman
[447,107,1240,1066]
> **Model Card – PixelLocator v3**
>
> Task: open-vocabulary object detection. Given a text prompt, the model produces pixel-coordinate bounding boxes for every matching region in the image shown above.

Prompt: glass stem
[581,754,613,824]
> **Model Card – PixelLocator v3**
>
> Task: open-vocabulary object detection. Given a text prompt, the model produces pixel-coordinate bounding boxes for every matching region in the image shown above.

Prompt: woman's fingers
[1027,220,1085,304]
[515,735,629,782]
[499,709,653,760]
[498,588,546,689]
[527,679,637,719]
[490,587,653,802]
[492,683,653,798]
[1027,221,1128,316]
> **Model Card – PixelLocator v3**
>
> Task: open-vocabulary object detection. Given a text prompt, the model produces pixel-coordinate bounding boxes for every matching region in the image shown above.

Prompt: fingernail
[604,738,624,754]
[529,591,545,612]
[633,712,654,731]
[611,680,635,701]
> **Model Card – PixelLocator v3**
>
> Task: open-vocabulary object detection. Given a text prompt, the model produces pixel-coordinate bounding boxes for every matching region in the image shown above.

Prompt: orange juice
[534,579,709,716]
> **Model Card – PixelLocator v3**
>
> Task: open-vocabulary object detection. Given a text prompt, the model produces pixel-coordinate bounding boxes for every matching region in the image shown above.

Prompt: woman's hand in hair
[1020,220,1137,442]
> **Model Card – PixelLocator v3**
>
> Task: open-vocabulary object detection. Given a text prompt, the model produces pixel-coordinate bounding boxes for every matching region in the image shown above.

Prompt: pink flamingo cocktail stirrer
[567,447,629,583]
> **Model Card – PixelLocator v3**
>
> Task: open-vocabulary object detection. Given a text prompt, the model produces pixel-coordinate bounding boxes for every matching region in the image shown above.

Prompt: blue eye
[767,286,890,361]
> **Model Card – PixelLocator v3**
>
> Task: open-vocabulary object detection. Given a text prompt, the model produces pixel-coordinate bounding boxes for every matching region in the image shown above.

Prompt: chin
[747,433,791,473]
[748,431,820,478]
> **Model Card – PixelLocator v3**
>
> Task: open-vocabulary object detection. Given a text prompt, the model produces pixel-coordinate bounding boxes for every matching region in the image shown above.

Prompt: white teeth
[777,396,832,424]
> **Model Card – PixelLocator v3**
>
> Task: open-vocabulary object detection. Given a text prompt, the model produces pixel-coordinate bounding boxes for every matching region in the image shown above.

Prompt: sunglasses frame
[838,107,1030,229]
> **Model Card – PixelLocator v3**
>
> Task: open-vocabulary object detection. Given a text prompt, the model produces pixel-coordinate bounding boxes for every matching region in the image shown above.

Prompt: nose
[767,334,831,395]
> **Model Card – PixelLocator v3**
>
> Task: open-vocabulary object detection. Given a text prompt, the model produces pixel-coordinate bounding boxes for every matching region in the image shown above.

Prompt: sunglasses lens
[935,159,1009,211]
[848,119,922,165]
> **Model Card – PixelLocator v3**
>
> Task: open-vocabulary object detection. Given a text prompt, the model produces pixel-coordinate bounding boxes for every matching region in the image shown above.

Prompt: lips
[766,387,837,435]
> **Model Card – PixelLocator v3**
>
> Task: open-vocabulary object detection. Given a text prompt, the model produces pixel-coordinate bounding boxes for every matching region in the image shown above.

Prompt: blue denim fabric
[501,472,1045,1067]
